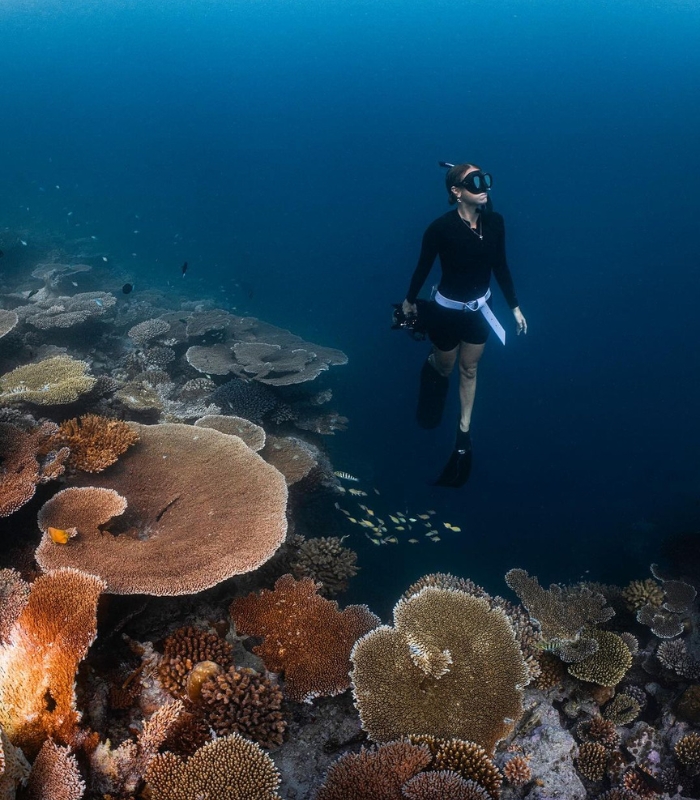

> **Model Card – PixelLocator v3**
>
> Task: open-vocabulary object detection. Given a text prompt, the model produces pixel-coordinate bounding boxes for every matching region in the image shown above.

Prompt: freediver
[401,163,527,487]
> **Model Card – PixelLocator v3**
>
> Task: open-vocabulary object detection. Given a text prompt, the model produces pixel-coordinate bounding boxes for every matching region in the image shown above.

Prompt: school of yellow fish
[333,472,462,546]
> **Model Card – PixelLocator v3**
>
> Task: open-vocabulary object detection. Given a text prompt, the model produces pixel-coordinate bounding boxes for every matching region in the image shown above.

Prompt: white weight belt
[434,288,506,345]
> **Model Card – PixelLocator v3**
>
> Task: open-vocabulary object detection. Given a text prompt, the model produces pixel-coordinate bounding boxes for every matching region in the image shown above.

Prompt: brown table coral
[230,574,380,703]
[35,423,288,595]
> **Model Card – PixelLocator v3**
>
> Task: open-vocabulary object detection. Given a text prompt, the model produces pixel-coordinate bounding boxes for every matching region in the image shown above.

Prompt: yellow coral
[54,414,139,472]
[0,356,96,406]
[567,629,632,687]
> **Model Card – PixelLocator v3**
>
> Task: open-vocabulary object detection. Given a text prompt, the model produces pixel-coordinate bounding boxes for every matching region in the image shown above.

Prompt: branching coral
[0,421,69,516]
[230,575,380,703]
[0,356,96,406]
[314,740,432,800]
[0,725,31,799]
[566,629,632,687]
[145,732,282,800]
[401,771,494,799]
[0,568,105,757]
[576,741,609,781]
[621,578,664,611]
[158,626,234,699]
[410,738,502,799]
[53,414,139,472]
[0,569,30,643]
[603,693,641,725]
[206,377,279,423]
[674,732,700,769]
[128,318,171,347]
[502,755,531,788]
[200,666,287,748]
[290,536,359,596]
[35,423,288,595]
[25,740,85,800]
[351,586,528,753]
[504,569,614,643]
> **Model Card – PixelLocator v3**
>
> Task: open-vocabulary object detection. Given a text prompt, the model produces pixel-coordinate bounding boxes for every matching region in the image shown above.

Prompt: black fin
[434,428,472,487]
[416,359,449,429]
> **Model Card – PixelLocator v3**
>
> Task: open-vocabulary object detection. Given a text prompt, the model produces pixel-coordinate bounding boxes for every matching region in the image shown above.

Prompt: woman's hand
[402,299,418,317]
[513,307,527,335]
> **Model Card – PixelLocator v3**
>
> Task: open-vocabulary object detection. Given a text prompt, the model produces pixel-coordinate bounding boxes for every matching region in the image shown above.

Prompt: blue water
[2,0,700,614]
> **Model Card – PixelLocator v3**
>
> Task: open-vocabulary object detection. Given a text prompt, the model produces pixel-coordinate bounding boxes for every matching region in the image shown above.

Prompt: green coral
[0,356,96,406]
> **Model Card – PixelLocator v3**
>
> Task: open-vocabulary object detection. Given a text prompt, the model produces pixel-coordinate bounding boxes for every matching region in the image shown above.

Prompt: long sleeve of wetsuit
[405,223,439,304]
[491,214,519,309]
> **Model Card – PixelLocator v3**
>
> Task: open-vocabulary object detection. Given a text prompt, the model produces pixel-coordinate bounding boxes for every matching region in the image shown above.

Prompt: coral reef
[145,732,282,800]
[53,413,139,472]
[566,628,633,686]
[194,413,266,450]
[24,739,85,800]
[261,435,319,485]
[200,666,287,748]
[19,290,116,330]
[0,421,69,516]
[314,739,432,800]
[290,535,359,597]
[351,586,528,753]
[0,355,96,406]
[230,574,380,703]
[207,377,280,423]
[0,568,105,757]
[0,309,18,339]
[158,625,234,698]
[0,725,31,799]
[35,423,288,595]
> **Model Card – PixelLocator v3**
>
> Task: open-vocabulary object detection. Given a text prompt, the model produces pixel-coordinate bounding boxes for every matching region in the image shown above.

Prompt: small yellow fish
[48,526,72,544]
[360,520,374,528]
[443,522,452,529]
[395,526,405,531]
[373,488,380,495]
[383,536,399,544]
[348,488,367,496]
[429,536,441,542]
[408,518,417,523]
[418,514,430,520]
[450,526,462,533]
[427,510,436,515]
[365,534,381,545]
[389,515,400,524]
[334,470,359,482]
[408,538,419,544]
[348,517,357,523]
[366,509,375,517]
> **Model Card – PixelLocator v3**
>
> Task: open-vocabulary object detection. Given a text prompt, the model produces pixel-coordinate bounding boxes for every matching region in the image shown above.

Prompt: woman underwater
[402,163,527,487]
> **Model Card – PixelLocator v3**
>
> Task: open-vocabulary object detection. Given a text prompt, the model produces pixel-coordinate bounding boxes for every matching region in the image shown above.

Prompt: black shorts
[424,299,491,351]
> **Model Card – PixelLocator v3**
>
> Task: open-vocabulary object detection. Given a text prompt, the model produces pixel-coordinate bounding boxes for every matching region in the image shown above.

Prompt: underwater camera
[391,300,428,341]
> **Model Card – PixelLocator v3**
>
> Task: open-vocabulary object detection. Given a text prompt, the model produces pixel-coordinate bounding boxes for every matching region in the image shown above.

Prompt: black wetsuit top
[406,209,519,309]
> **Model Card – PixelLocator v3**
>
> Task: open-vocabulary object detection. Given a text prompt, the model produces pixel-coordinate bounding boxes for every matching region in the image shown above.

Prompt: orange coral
[503,755,531,787]
[0,421,69,516]
[0,568,105,757]
[315,740,432,800]
[230,574,380,703]
[35,423,288,595]
[25,740,85,800]
[53,414,139,472]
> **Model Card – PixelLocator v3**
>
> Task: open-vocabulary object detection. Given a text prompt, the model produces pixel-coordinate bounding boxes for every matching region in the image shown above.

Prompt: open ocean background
[1,0,699,616]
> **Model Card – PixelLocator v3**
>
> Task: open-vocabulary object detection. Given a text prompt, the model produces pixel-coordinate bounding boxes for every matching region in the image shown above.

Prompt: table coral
[230,574,380,703]
[0,568,105,757]
[0,356,96,406]
[0,421,70,516]
[194,413,266,451]
[35,423,288,595]
[567,629,632,687]
[145,732,282,800]
[351,586,528,753]
[314,740,432,800]
[0,310,18,339]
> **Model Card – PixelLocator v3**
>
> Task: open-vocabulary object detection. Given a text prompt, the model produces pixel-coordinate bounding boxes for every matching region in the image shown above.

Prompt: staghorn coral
[0,725,31,800]
[0,356,96,406]
[261,435,318,485]
[315,739,432,800]
[53,413,139,472]
[576,741,609,781]
[502,755,532,788]
[158,626,234,699]
[674,732,700,769]
[621,579,664,611]
[0,309,18,339]
[194,413,266,451]
[603,693,641,725]
[351,586,528,753]
[0,568,105,757]
[35,423,288,595]
[25,739,85,800]
[0,421,70,516]
[290,536,359,596]
[401,771,494,799]
[230,575,380,703]
[505,569,614,642]
[578,716,620,749]
[200,666,287,748]
[566,628,632,687]
[145,732,282,800]
[89,699,185,797]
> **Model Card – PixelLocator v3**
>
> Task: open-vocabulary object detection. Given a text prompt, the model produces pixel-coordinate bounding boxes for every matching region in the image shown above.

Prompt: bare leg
[457,342,486,432]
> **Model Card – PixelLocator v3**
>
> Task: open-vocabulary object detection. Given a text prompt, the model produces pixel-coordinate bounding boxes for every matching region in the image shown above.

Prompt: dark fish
[181,261,188,277]
[122,283,133,294]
